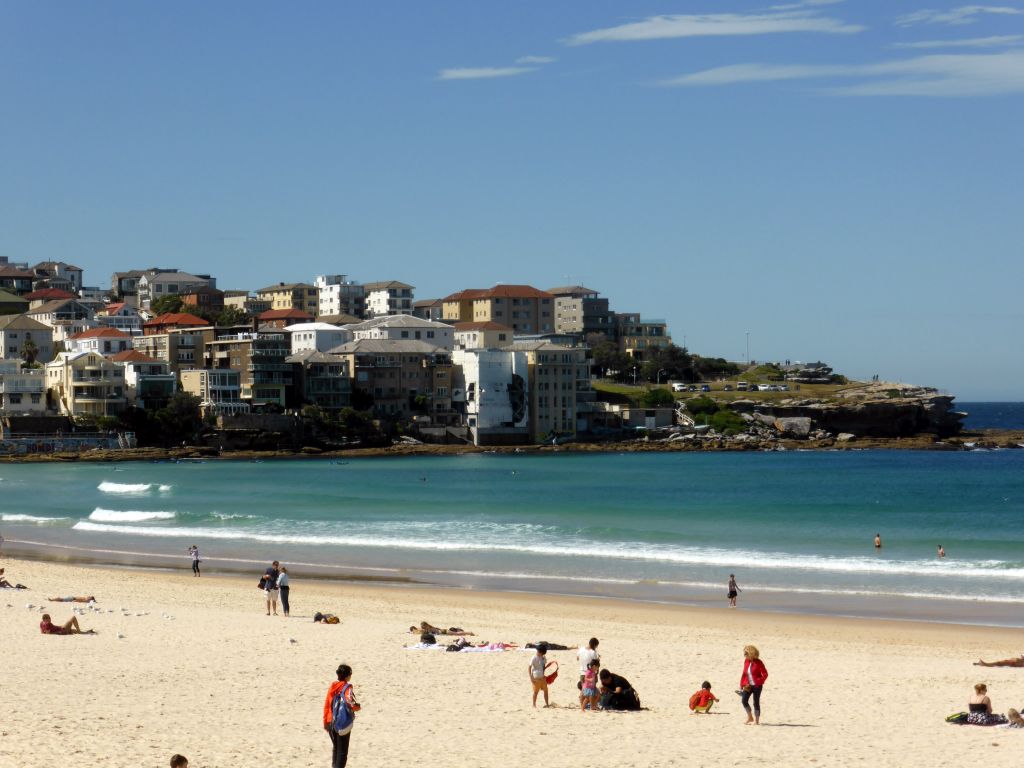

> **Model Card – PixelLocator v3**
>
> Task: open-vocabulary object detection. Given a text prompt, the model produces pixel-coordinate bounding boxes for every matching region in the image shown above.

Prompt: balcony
[0,381,45,394]
[248,363,292,372]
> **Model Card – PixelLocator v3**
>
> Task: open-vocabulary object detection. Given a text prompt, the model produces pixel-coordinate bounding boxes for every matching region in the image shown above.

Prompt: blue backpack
[331,683,355,735]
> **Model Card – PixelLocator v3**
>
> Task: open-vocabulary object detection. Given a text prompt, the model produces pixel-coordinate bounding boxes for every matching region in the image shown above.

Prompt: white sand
[1,558,1022,767]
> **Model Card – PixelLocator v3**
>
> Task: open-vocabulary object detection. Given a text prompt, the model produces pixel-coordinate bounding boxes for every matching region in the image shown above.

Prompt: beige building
[0,314,54,364]
[453,321,512,350]
[613,313,672,361]
[180,369,248,416]
[0,359,46,414]
[442,285,554,334]
[256,283,319,316]
[511,341,592,441]
[223,291,272,317]
[45,351,127,417]
[133,328,215,374]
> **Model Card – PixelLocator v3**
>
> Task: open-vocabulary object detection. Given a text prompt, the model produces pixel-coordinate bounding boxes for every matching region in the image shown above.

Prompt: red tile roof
[102,302,129,315]
[109,350,162,363]
[24,288,76,300]
[69,327,131,339]
[443,285,552,301]
[144,312,208,327]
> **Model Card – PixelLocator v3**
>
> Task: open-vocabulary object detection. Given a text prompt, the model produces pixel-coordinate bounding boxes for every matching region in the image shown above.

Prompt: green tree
[155,393,203,446]
[19,338,39,366]
[215,306,249,326]
[587,334,633,380]
[640,344,694,383]
[150,294,184,315]
[641,387,676,407]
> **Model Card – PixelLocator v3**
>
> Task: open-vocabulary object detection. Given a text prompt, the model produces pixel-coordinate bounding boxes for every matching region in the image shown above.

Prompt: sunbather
[974,654,1024,668]
[409,621,475,636]
[48,595,96,603]
[39,613,96,635]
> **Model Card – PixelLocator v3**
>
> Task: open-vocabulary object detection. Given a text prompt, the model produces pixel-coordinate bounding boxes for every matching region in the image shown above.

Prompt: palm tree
[20,339,39,367]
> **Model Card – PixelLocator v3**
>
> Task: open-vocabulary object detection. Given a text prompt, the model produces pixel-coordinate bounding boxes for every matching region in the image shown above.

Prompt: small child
[580,659,600,712]
[529,643,550,707]
[689,681,719,714]
[170,755,189,768]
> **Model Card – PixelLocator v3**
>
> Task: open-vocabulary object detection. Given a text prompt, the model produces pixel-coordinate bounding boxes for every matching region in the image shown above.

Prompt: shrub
[642,388,675,407]
[685,396,719,416]
[709,409,746,435]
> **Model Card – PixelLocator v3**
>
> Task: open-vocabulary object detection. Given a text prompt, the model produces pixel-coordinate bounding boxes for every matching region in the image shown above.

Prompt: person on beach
[323,663,361,768]
[188,545,200,577]
[170,755,189,768]
[580,659,600,712]
[738,645,768,724]
[874,533,882,549]
[974,654,1024,668]
[48,596,96,603]
[578,637,600,686]
[967,683,1007,725]
[529,643,550,707]
[410,621,475,636]
[278,566,290,616]
[1007,708,1024,728]
[937,544,945,558]
[262,561,280,615]
[0,567,27,589]
[39,613,96,635]
[728,574,741,608]
[314,612,340,624]
[598,669,641,711]
[689,681,719,713]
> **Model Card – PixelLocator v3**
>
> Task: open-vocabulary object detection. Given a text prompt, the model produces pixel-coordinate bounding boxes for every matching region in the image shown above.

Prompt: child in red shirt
[688,681,719,713]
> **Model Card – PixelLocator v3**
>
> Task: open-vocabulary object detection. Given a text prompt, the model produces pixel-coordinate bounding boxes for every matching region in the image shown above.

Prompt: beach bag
[689,691,702,711]
[545,660,559,685]
[420,632,436,645]
[945,712,968,725]
[257,577,267,589]
[331,683,355,736]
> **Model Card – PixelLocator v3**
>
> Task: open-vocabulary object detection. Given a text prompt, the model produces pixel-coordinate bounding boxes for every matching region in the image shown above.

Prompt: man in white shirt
[578,637,600,685]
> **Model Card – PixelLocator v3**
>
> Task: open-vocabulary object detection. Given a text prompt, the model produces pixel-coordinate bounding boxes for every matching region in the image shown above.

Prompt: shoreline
[6,536,1023,629]
[2,427,1023,464]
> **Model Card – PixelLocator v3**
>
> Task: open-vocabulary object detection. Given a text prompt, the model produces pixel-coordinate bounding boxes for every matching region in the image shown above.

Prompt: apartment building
[286,350,351,411]
[453,322,512,350]
[289,322,351,354]
[32,261,84,294]
[442,285,554,334]
[65,327,133,357]
[180,285,225,316]
[136,269,216,309]
[256,283,319,316]
[143,313,209,336]
[349,315,453,349]
[450,348,529,445]
[0,315,54,364]
[109,350,176,410]
[612,313,672,361]
[364,281,414,317]
[110,270,146,305]
[133,327,215,374]
[223,291,272,317]
[95,303,144,335]
[0,265,36,295]
[180,369,248,416]
[412,298,443,322]
[511,341,592,440]
[203,331,292,408]
[315,275,365,319]
[26,299,97,347]
[45,351,127,417]
[546,285,613,338]
[330,338,450,420]
[0,359,46,414]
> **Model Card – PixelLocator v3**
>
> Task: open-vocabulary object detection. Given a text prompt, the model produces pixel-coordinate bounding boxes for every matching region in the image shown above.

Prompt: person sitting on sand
[967,683,1007,726]
[689,681,720,714]
[39,613,96,635]
[1007,708,1024,728]
[48,595,96,603]
[0,568,27,590]
[599,669,641,711]
[314,612,340,624]
[974,654,1024,668]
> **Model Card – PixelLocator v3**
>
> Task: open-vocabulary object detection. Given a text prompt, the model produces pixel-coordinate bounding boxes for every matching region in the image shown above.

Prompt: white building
[364,280,414,317]
[349,315,453,349]
[96,302,144,335]
[0,359,46,414]
[451,348,529,445]
[315,275,365,318]
[26,299,97,347]
[137,270,216,310]
[288,322,352,355]
[65,327,133,357]
[180,369,249,416]
[0,314,54,364]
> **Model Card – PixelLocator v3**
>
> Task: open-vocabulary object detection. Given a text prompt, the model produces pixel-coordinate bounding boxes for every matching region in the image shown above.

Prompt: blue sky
[1,1,1022,399]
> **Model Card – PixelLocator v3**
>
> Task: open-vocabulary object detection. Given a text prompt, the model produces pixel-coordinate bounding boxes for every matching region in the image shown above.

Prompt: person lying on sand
[313,612,340,624]
[0,568,27,590]
[974,655,1024,668]
[39,613,96,635]
[48,595,96,603]
[409,621,475,636]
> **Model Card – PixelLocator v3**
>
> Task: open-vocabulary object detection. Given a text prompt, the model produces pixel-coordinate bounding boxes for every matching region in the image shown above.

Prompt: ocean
[2,449,1022,626]
[959,401,1024,431]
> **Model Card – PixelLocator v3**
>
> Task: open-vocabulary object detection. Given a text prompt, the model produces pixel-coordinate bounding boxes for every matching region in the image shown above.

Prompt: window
[30,393,41,404]
[401,331,409,338]
[10,394,22,404]
[498,333,506,341]
[426,331,434,339]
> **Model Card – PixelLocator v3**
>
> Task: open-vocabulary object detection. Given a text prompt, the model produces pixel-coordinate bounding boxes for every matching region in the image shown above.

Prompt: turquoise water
[2,451,1022,618]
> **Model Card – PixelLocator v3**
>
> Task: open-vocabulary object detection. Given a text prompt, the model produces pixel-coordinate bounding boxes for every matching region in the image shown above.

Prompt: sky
[1,1,1022,400]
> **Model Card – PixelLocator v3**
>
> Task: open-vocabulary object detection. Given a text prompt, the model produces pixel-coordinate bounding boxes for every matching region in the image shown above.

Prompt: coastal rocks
[773,417,812,438]
[837,433,856,442]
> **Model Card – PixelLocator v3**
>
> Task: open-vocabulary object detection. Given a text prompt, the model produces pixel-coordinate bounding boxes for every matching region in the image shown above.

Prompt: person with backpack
[323,663,361,768]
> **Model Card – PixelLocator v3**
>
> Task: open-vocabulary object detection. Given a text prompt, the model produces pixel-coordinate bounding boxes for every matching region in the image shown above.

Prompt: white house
[26,299,97,347]
[96,302,144,335]
[0,359,46,414]
[315,275,365,318]
[288,322,352,355]
[349,315,453,349]
[65,327,134,357]
[0,314,54,364]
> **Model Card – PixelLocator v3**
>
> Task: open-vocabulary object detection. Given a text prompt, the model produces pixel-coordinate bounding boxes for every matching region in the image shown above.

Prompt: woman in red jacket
[739,645,768,724]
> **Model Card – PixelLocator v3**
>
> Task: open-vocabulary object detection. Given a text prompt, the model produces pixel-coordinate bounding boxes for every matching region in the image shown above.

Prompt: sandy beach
[1,557,1022,768]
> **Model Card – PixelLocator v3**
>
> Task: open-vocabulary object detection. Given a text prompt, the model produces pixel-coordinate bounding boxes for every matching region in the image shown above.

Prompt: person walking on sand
[278,566,290,617]
[188,545,200,577]
[262,560,280,615]
[874,533,882,550]
[529,643,550,708]
[324,663,361,768]
[937,544,946,558]
[738,645,768,725]
[728,574,741,608]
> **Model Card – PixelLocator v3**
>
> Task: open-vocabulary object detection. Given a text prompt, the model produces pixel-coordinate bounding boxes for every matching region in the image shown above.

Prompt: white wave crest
[158,485,172,492]
[1,514,68,524]
[88,508,176,523]
[98,481,154,494]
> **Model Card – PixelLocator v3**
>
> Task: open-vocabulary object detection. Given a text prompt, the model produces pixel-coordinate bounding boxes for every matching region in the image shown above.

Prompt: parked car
[700,384,711,392]
[671,382,687,392]
[736,382,748,391]
[723,384,733,391]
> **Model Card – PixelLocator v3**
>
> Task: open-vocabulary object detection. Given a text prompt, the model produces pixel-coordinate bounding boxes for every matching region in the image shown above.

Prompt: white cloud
[896,5,1023,26]
[893,34,1023,47]
[437,66,537,81]
[662,50,1024,96]
[771,0,844,10]
[516,55,557,64]
[564,10,865,45]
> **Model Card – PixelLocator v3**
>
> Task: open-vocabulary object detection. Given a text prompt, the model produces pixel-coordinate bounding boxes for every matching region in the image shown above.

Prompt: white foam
[158,485,172,492]
[98,482,154,494]
[68,520,1024,582]
[1,514,68,524]
[88,508,176,523]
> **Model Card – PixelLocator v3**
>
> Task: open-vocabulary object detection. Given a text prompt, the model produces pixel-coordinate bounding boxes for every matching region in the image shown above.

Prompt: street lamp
[631,366,638,385]
[745,331,750,366]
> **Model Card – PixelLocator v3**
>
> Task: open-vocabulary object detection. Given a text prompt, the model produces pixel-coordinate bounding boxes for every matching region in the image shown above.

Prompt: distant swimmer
[937,544,946,558]
[874,533,882,550]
